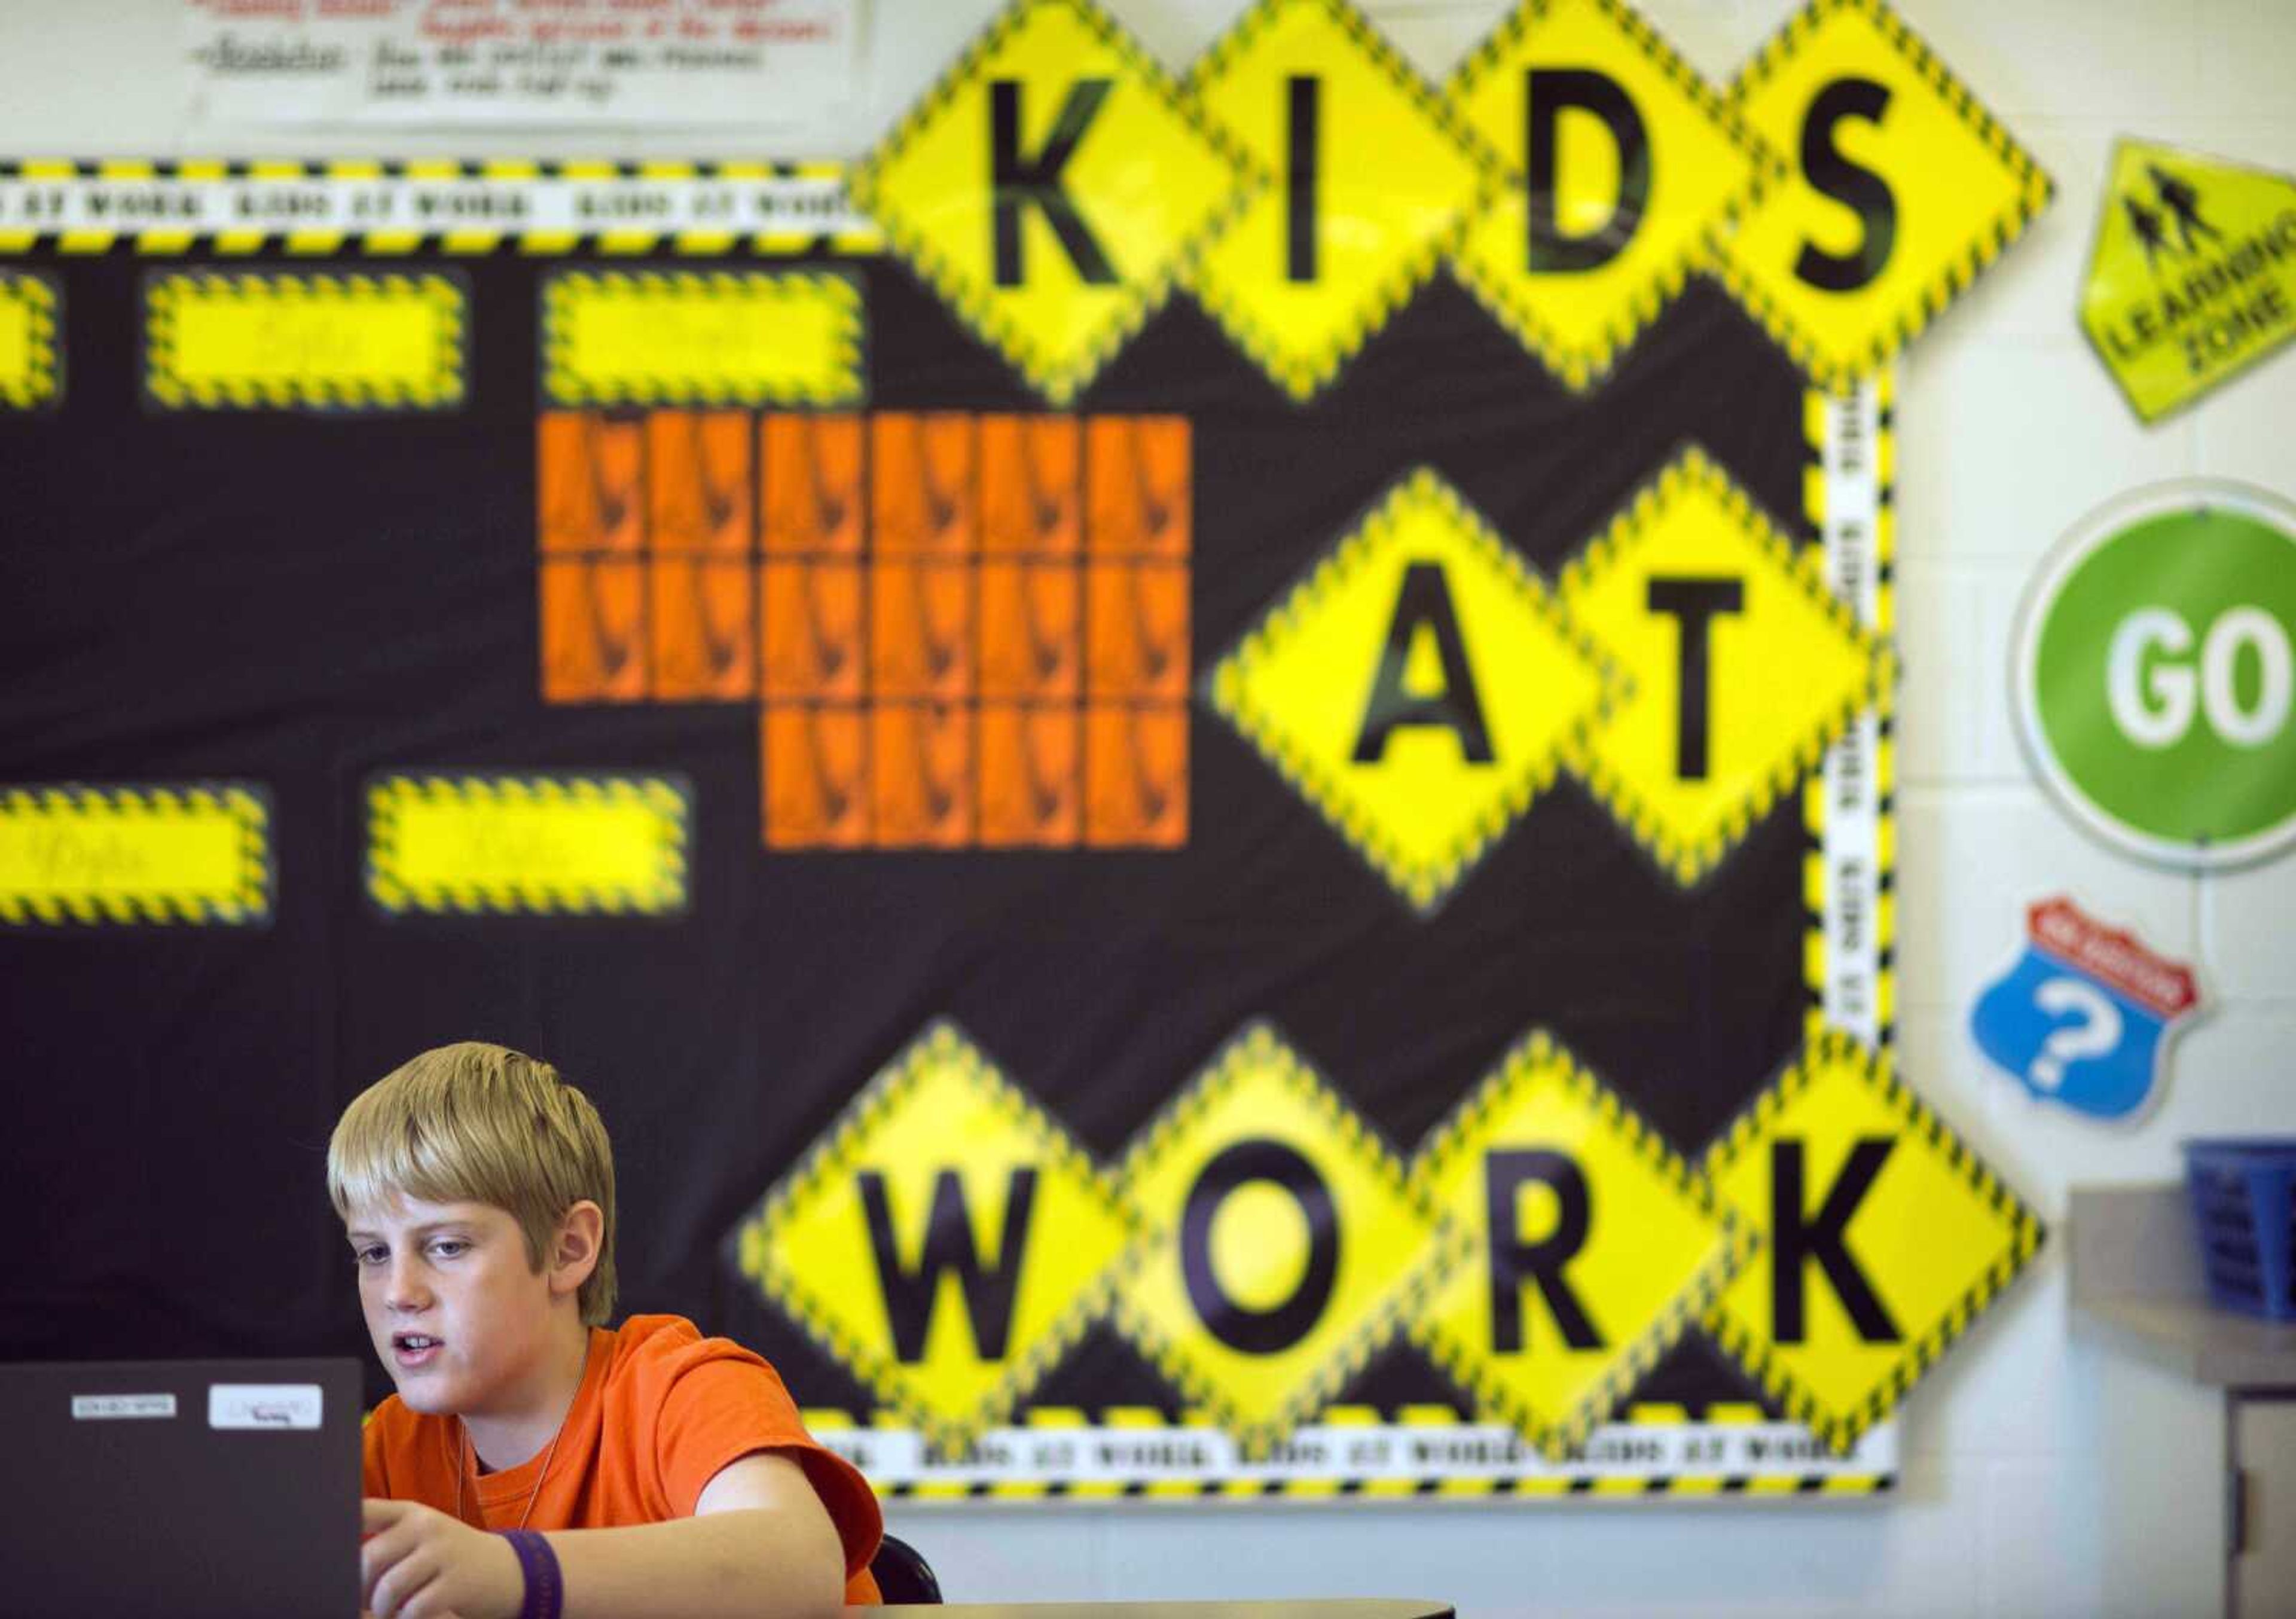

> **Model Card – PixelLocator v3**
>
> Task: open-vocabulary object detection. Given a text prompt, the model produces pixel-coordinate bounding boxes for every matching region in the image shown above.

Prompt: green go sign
[2017,483,2296,868]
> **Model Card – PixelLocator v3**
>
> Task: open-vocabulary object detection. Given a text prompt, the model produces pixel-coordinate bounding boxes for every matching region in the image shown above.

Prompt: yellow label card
[0,784,270,925]
[0,273,60,408]
[366,775,689,916]
[145,272,466,409]
[541,270,864,406]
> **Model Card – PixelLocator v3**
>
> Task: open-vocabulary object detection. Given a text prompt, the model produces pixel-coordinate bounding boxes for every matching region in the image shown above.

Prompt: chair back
[869,1531,942,1605]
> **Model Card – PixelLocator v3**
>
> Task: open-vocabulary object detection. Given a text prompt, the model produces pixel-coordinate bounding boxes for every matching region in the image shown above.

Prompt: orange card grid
[979,414,1080,555]
[1085,703,1188,847]
[978,560,1079,702]
[646,410,753,556]
[538,413,646,557]
[1085,562,1189,700]
[760,560,865,702]
[872,413,976,557]
[1085,416,1189,558]
[761,413,864,556]
[871,702,973,849]
[540,559,648,703]
[649,557,755,702]
[762,704,869,848]
[869,560,973,701]
[978,703,1080,847]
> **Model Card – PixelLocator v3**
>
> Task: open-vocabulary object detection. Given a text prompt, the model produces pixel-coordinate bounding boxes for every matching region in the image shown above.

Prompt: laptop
[0,1356,363,1618]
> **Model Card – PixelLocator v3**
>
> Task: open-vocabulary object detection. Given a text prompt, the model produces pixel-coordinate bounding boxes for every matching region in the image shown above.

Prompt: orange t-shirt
[362,1314,882,1604]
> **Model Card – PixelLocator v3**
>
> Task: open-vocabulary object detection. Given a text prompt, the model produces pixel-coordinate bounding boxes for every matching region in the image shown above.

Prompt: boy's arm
[359,1453,845,1619]
[550,1451,845,1619]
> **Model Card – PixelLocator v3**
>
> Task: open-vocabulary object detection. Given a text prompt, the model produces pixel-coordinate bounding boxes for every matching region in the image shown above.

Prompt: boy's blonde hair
[327,1041,618,1326]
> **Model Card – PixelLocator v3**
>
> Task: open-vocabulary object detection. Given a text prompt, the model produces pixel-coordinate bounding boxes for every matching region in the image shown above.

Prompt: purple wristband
[499,1529,563,1619]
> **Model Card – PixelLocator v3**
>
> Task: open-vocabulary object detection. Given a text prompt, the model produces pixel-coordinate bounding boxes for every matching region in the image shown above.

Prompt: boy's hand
[360,1498,524,1619]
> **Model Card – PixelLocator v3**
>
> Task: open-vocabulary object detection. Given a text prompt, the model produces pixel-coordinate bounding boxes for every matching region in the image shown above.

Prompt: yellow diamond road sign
[1559,446,1888,885]
[1714,0,2051,389]
[734,1022,1139,1453]
[1185,0,1498,400]
[1113,1023,1463,1456]
[2080,140,2296,424]
[1700,1028,2044,1453]
[851,0,1258,405]
[1448,0,1778,391]
[1410,1030,1752,1457]
[1210,467,1620,913]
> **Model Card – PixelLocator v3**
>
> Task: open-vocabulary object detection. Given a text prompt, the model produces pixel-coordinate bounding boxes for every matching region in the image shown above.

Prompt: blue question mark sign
[1971,899,2199,1123]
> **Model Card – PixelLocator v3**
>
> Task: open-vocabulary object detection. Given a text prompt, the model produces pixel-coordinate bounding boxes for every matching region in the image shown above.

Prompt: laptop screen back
[0,1356,362,1619]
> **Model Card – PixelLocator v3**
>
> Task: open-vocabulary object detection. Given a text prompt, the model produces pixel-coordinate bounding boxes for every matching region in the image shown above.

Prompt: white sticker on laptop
[209,1383,324,1430]
[72,1392,176,1420]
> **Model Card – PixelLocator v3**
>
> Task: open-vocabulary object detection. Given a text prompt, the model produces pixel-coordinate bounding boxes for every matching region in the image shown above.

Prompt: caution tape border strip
[362,772,689,916]
[0,780,271,926]
[1406,1027,1760,1460]
[0,158,880,258]
[0,268,60,408]
[1714,0,2055,390]
[1109,1019,1471,1459]
[1556,441,1895,888]
[847,0,1268,406]
[144,269,467,411]
[1799,374,1900,1050]
[1180,0,1507,403]
[1444,0,1788,392]
[735,1018,1145,1456]
[1696,1026,2047,1455]
[808,1400,1895,1501]
[538,266,866,407]
[1207,464,1629,915]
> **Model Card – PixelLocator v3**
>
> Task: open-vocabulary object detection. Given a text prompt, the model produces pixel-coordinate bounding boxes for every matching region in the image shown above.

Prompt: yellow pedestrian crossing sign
[2081,141,2296,423]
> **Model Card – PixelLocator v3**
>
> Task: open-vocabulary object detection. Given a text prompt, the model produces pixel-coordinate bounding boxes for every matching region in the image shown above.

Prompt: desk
[857,1604,1452,1618]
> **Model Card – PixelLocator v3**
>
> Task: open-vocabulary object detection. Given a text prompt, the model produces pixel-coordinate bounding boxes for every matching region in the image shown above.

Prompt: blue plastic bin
[2182,1139,2296,1321]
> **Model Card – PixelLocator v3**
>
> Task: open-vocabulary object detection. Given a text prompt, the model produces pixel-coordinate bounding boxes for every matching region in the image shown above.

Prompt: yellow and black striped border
[1558,443,1895,888]
[0,782,270,926]
[1698,1027,2046,1455]
[809,1400,1893,1501]
[1407,1028,1758,1459]
[736,1020,1144,1456]
[1110,1020,1471,1459]
[539,268,864,407]
[1714,0,2054,392]
[364,773,688,916]
[0,270,60,408]
[1207,466,1628,915]
[144,270,465,411]
[1445,0,1786,392]
[848,0,1266,406]
[0,158,881,258]
[1180,0,1506,402]
[1801,376,1898,1048]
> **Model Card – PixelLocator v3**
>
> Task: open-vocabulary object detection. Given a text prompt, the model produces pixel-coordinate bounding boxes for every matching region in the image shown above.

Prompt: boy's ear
[547,1200,604,1297]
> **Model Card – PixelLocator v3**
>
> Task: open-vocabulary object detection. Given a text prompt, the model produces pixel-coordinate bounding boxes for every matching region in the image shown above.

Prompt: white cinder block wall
[8,2,2290,1614]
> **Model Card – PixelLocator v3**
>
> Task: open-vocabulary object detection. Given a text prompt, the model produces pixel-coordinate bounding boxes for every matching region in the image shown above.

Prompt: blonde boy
[330,1042,882,1618]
